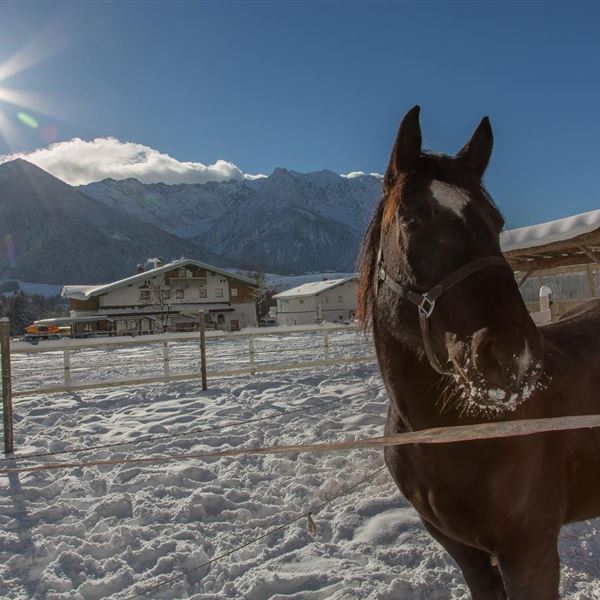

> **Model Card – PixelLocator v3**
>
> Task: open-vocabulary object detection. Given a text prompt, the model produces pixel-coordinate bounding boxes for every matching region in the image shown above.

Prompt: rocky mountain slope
[0,160,230,285]
[80,168,382,274]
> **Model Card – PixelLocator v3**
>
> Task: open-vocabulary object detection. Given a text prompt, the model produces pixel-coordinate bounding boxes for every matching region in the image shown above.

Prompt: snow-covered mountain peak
[80,167,383,274]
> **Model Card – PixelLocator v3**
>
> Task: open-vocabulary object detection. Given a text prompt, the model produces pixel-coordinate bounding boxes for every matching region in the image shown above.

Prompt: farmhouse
[58,258,258,335]
[273,277,356,326]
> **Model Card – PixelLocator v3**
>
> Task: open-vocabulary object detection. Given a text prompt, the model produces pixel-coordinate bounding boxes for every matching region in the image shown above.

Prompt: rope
[3,414,600,476]
[2,396,350,463]
[123,466,387,599]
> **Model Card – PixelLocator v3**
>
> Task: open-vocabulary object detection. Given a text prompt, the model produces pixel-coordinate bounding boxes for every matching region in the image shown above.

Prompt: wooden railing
[8,327,372,397]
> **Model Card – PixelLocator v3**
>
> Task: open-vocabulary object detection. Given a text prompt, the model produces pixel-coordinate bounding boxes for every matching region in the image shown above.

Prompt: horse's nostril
[473,336,505,385]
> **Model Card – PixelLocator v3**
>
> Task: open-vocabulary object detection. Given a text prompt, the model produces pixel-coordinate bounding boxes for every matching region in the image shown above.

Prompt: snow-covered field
[1,330,599,599]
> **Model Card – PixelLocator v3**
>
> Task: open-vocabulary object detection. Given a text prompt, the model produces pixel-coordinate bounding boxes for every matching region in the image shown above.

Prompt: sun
[0,20,69,151]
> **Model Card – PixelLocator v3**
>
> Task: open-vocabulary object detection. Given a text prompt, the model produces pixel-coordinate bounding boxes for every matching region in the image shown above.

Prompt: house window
[299,298,304,304]
[338,295,343,302]
[216,288,223,298]
[231,288,238,297]
[140,289,151,302]
[322,297,328,304]
[175,288,184,299]
[161,288,172,300]
[199,288,207,298]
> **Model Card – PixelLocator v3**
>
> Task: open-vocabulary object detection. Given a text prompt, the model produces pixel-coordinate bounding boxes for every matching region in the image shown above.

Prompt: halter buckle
[417,294,436,319]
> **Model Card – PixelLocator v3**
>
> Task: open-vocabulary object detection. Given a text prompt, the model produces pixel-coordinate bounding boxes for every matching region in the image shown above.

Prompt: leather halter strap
[376,253,513,374]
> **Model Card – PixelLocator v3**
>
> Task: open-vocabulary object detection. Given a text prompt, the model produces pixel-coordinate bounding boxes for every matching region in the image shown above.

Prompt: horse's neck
[374,327,454,431]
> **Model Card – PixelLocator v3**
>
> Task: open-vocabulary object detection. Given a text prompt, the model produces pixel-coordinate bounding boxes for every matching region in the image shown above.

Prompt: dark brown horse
[357,105,600,599]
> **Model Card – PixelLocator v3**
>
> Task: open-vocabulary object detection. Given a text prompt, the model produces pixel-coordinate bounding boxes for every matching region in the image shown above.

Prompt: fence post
[248,335,256,375]
[586,264,598,297]
[0,318,14,455]
[199,312,207,391]
[162,342,170,376]
[63,349,71,385]
[323,332,330,361]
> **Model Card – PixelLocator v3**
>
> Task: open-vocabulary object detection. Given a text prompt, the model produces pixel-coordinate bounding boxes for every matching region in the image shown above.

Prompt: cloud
[342,171,383,179]
[0,137,266,185]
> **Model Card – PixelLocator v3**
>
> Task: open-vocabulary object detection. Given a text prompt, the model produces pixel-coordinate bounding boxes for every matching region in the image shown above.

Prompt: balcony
[168,277,207,285]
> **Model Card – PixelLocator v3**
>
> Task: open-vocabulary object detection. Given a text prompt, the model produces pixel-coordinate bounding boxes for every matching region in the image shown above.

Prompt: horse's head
[358,106,542,412]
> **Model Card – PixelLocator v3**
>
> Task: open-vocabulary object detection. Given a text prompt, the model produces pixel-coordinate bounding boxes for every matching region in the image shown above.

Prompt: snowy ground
[1,330,599,599]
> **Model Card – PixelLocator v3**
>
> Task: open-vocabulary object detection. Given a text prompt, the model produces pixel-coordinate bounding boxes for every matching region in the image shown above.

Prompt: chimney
[137,264,145,274]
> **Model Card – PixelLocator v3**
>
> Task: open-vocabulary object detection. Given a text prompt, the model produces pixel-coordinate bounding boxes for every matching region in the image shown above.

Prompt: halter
[375,249,513,374]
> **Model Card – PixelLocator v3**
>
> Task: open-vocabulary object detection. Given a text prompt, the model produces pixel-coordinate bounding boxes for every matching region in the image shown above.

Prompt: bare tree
[243,267,274,320]
[143,281,176,333]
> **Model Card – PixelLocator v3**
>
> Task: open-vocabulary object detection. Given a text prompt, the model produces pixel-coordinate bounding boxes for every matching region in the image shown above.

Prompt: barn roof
[500,209,600,271]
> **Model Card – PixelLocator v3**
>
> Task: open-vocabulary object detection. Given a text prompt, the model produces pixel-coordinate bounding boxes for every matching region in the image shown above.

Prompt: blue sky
[0,1,599,227]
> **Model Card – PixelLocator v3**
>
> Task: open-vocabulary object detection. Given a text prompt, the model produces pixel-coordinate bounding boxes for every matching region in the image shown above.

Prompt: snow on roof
[273,277,356,299]
[61,258,255,300]
[61,285,100,300]
[500,209,600,253]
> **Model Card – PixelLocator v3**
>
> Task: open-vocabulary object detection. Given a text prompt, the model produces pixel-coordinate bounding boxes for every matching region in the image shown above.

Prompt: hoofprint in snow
[1,331,599,599]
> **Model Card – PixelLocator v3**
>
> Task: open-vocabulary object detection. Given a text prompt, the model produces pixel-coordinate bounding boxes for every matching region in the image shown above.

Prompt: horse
[357,105,600,599]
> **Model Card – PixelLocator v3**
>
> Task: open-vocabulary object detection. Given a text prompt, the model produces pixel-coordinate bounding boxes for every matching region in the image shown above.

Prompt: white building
[60,258,258,335]
[273,277,356,326]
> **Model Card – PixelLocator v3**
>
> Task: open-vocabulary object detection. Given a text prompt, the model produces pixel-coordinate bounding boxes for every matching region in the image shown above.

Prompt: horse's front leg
[422,520,507,600]
[497,533,560,600]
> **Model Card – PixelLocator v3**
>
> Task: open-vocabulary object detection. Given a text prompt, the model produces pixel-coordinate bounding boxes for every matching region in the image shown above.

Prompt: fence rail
[1,321,374,452]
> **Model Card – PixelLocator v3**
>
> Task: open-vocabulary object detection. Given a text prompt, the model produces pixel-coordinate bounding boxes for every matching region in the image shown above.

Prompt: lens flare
[41,124,58,143]
[17,112,38,129]
[0,16,72,150]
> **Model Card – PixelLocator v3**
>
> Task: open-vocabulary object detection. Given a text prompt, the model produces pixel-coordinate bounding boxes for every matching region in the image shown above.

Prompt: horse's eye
[398,215,418,229]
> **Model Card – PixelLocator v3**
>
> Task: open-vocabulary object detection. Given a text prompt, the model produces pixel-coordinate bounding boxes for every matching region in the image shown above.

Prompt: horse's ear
[457,116,493,179]
[384,105,422,189]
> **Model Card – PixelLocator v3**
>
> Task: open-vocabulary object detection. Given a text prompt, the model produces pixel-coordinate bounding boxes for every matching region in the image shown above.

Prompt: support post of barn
[323,332,330,360]
[0,318,14,455]
[518,270,534,289]
[585,265,598,297]
[248,335,256,375]
[198,311,207,391]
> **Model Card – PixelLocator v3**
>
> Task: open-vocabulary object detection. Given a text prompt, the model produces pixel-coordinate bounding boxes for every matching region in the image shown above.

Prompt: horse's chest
[384,445,470,525]
[383,440,527,545]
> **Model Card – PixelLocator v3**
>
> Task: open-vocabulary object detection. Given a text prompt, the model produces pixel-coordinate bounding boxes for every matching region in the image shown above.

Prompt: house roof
[61,258,256,300]
[500,209,600,270]
[273,277,356,299]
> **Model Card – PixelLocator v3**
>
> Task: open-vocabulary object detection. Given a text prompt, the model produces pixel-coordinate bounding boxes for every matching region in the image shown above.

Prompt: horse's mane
[357,172,409,331]
[356,195,385,331]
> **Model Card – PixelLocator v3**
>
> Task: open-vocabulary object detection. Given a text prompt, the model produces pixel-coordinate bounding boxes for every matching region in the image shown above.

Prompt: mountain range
[80,168,382,274]
[0,159,382,286]
[0,160,228,285]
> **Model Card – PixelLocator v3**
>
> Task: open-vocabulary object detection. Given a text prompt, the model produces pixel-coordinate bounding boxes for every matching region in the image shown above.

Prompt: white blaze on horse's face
[430,181,470,220]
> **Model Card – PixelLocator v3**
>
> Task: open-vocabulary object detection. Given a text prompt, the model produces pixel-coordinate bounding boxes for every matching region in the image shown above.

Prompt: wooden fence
[1,321,374,453]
